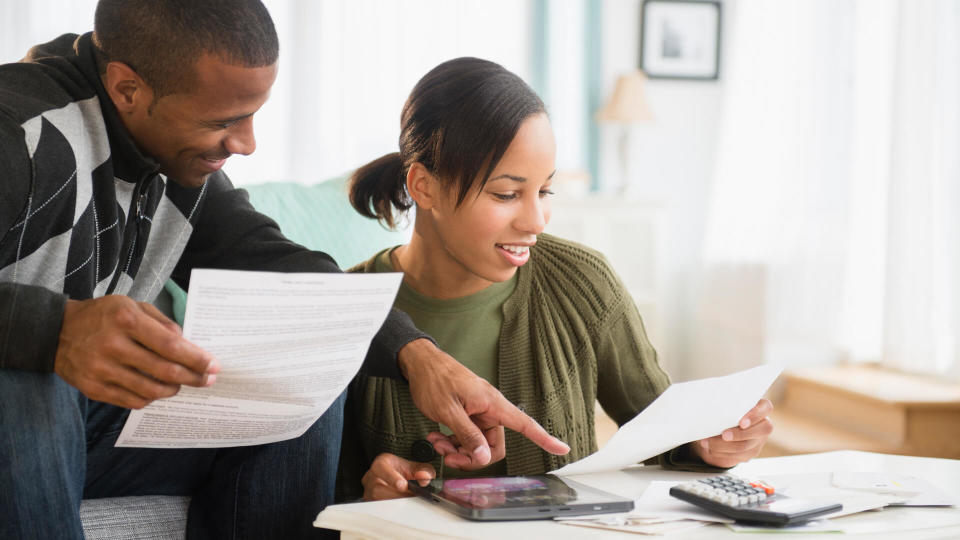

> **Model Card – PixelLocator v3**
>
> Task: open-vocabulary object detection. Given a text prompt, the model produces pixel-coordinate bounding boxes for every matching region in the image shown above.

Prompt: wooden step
[762,408,902,457]
[768,365,960,459]
[779,371,909,445]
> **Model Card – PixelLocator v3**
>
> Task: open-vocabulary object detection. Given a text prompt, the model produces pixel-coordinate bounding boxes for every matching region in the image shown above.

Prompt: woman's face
[428,113,556,285]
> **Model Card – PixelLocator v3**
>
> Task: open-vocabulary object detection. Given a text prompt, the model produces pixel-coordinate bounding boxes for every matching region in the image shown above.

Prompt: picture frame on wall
[639,0,721,80]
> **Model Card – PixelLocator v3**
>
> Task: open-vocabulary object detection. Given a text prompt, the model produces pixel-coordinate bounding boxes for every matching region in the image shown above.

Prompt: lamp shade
[596,70,654,123]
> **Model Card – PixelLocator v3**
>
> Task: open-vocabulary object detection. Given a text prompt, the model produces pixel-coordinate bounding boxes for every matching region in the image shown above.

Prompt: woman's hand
[361,453,436,501]
[425,429,507,471]
[693,398,774,468]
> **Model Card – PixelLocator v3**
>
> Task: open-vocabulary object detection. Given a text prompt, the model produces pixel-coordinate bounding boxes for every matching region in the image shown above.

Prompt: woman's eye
[539,189,555,198]
[492,193,517,201]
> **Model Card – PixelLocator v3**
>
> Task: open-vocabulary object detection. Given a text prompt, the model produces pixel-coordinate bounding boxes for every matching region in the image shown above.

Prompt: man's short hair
[93,0,279,98]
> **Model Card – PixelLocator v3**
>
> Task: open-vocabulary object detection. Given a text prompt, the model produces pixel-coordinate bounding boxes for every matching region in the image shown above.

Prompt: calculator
[669,475,842,526]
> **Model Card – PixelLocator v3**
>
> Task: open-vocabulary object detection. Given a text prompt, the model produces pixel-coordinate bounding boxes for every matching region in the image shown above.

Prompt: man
[0,1,568,538]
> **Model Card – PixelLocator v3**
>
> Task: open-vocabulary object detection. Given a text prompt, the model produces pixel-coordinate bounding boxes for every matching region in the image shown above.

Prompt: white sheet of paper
[560,518,709,535]
[831,472,957,507]
[552,364,782,476]
[761,473,898,517]
[628,480,735,523]
[116,269,401,448]
[726,519,843,533]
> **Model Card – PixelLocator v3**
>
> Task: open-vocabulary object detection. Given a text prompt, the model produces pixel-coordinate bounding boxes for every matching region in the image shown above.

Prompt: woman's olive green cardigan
[337,234,713,500]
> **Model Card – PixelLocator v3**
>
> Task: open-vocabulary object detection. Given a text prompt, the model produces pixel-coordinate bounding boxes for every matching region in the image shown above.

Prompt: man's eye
[215,122,235,130]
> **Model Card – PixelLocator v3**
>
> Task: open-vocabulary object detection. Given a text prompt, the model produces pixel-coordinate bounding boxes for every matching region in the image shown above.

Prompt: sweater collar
[70,32,160,184]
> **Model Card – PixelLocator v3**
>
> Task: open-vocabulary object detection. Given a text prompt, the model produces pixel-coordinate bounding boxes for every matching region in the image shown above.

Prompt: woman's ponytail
[348,152,411,229]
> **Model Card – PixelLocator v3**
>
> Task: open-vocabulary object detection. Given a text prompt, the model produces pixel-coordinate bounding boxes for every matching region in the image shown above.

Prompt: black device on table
[408,474,634,521]
[669,475,842,526]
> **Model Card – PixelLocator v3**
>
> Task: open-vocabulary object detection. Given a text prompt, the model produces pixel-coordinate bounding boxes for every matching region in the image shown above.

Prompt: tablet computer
[408,474,634,521]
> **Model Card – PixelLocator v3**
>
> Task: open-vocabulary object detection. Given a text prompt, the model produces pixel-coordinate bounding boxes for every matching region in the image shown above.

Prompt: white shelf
[546,192,663,340]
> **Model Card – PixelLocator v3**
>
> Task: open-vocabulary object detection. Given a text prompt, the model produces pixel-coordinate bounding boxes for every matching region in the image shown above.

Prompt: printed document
[552,364,782,476]
[116,269,401,448]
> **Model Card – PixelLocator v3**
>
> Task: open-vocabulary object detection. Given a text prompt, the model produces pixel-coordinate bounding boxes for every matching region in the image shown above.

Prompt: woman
[338,57,772,501]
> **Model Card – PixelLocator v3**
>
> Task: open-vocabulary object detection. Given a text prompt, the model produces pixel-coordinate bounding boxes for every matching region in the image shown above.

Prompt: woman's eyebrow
[489,174,527,182]
[488,170,557,183]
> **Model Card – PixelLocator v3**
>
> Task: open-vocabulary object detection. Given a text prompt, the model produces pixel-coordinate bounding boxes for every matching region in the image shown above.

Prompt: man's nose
[223,117,256,156]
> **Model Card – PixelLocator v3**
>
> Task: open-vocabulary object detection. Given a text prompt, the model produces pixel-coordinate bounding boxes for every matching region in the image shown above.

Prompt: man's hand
[361,453,435,501]
[55,295,219,409]
[398,338,569,468]
[693,398,774,468]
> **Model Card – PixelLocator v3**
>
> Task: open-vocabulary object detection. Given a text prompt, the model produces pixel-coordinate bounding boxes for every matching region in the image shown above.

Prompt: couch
[79,176,409,539]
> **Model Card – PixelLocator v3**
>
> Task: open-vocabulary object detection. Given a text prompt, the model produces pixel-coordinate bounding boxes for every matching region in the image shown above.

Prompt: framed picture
[639,0,721,80]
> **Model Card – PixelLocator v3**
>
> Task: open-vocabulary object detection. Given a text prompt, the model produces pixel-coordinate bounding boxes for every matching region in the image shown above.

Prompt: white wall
[598,0,725,380]
[0,1,98,62]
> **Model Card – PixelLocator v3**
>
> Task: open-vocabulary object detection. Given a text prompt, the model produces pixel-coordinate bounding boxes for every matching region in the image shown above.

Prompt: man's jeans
[0,370,345,539]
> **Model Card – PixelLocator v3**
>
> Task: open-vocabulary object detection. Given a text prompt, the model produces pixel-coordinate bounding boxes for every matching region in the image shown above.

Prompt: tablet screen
[438,476,576,509]
[416,474,632,515]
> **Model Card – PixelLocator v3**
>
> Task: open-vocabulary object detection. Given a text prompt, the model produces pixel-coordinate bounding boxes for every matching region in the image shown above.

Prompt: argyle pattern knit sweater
[0,33,422,377]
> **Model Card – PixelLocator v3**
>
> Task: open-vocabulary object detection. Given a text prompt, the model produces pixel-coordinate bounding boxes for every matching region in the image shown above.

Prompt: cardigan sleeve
[594,291,670,424]
[594,288,725,473]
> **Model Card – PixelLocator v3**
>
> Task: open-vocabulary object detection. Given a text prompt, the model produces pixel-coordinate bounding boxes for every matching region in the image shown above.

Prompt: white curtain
[0,1,98,61]
[694,0,960,378]
[0,0,533,186]
[226,0,533,186]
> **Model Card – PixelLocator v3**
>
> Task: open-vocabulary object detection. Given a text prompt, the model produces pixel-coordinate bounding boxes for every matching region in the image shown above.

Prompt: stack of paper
[557,481,730,534]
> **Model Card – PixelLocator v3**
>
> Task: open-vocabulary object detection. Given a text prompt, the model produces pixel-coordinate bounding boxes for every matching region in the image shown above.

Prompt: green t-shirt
[373,248,515,477]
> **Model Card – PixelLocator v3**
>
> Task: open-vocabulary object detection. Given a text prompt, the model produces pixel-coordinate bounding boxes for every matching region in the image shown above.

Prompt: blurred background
[3,1,958,456]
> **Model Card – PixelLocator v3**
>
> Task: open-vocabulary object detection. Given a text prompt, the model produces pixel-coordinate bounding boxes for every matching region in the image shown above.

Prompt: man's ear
[102,61,153,115]
[406,162,439,210]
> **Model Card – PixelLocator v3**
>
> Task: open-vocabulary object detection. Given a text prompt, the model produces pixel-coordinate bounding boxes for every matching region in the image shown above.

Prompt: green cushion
[164,176,408,324]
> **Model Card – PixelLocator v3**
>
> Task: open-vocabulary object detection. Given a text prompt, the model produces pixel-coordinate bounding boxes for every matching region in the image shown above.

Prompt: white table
[315,451,960,539]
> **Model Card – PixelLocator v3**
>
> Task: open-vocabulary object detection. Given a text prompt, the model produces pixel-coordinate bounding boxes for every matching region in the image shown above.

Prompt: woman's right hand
[361,453,436,501]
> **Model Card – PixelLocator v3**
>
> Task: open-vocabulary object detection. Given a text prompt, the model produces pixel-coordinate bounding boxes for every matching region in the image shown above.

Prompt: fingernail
[204,374,217,387]
[207,357,221,373]
[722,430,733,441]
[473,446,491,465]
[741,418,751,429]
[397,480,406,491]
[700,439,709,449]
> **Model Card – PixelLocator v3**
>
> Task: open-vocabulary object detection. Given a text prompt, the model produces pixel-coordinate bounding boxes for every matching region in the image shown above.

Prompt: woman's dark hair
[349,57,546,229]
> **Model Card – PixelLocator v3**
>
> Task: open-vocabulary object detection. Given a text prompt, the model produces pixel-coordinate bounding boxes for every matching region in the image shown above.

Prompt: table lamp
[596,70,654,194]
